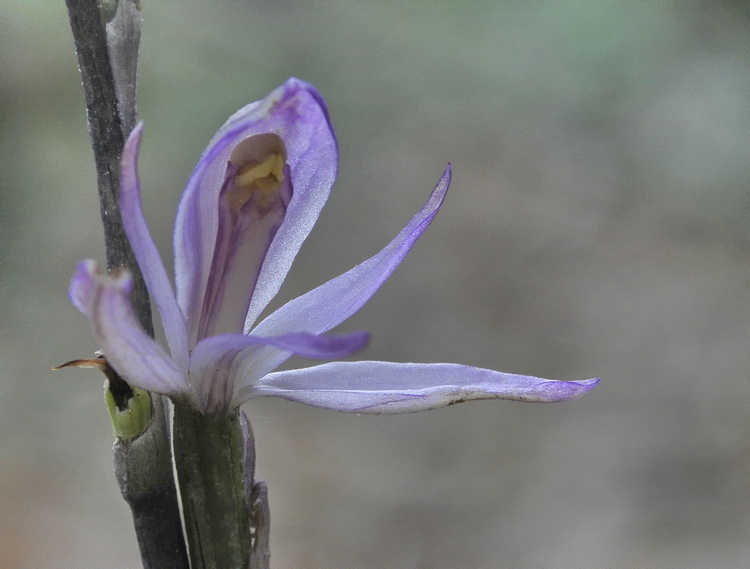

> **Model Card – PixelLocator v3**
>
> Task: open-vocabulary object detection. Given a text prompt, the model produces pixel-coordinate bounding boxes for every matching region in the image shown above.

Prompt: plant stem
[64,1,189,567]
[64,0,150,330]
[173,403,254,569]
[113,397,188,567]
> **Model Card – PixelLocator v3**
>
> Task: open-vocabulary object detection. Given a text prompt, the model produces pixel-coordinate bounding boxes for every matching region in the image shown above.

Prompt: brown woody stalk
[64,1,189,567]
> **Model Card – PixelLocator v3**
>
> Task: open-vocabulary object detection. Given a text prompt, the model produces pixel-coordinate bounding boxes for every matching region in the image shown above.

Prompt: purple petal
[68,260,189,397]
[120,123,190,372]
[195,166,291,340]
[189,330,370,413]
[251,166,450,341]
[69,259,97,316]
[173,78,337,345]
[250,360,599,413]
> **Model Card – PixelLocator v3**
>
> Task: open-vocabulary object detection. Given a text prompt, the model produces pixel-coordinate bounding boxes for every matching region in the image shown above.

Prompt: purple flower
[70,78,598,416]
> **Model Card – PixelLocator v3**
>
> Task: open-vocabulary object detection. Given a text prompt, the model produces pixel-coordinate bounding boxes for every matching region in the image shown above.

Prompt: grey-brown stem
[64,1,188,567]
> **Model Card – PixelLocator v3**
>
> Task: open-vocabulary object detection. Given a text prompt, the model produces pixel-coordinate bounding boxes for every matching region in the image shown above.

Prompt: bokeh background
[2,1,749,567]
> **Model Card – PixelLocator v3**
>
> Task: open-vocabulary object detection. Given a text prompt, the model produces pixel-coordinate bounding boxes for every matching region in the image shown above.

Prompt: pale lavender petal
[242,84,338,331]
[119,123,190,373]
[192,330,370,365]
[189,330,370,414]
[196,167,291,339]
[68,261,189,397]
[252,166,451,341]
[69,259,97,316]
[249,360,599,413]
[173,78,337,344]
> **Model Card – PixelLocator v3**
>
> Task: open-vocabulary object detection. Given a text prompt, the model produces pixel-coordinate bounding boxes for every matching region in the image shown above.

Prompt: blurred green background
[2,1,749,567]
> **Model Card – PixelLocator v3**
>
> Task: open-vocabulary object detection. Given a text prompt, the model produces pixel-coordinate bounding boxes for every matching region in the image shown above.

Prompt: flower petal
[189,330,370,413]
[69,259,97,316]
[196,165,291,340]
[120,123,190,372]
[249,361,599,413]
[252,165,450,340]
[173,78,337,344]
[69,260,189,397]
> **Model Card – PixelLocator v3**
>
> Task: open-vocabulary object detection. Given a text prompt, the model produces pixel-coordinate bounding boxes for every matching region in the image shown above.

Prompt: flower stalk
[173,404,253,569]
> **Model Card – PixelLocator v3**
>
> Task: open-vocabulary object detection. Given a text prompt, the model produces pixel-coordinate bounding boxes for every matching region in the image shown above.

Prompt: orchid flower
[70,78,598,417]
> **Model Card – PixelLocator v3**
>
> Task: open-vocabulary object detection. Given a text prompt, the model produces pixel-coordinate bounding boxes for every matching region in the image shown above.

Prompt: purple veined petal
[68,260,189,397]
[189,330,370,413]
[251,165,450,352]
[173,78,337,345]
[196,166,291,340]
[250,360,600,414]
[120,123,190,373]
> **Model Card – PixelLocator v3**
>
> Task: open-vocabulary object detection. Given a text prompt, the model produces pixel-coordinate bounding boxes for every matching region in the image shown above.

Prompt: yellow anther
[228,152,285,212]
[236,154,277,187]
[226,133,287,212]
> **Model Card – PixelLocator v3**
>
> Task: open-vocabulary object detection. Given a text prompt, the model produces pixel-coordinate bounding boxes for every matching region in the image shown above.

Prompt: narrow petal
[173,78,337,344]
[252,166,451,341]
[189,330,370,414]
[248,360,599,413]
[69,261,189,397]
[120,123,190,372]
[69,259,97,316]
